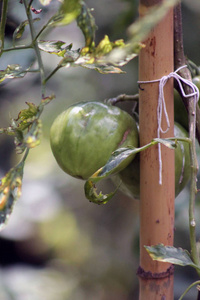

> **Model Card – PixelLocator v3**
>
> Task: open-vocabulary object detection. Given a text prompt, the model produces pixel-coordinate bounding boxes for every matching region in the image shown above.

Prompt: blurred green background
[0,0,200,299]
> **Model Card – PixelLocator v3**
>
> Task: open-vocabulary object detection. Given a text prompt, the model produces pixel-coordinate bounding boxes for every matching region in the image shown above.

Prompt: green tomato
[50,102,139,179]
[111,122,190,199]
[192,76,200,92]
[174,89,188,131]
[174,76,200,131]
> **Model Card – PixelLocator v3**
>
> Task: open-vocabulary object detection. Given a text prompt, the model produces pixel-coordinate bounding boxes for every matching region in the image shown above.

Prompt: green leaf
[0,163,24,230]
[65,35,140,74]
[16,102,39,131]
[90,147,137,183]
[13,18,40,45]
[84,146,138,204]
[82,35,125,58]
[14,102,43,153]
[0,64,29,83]
[0,95,54,154]
[77,1,97,48]
[84,180,117,205]
[24,119,42,149]
[153,138,176,149]
[78,62,126,74]
[38,33,141,74]
[84,137,179,204]
[38,40,72,57]
[90,138,176,183]
[79,35,142,73]
[101,46,140,67]
[14,127,26,154]
[145,244,199,270]
[49,0,81,26]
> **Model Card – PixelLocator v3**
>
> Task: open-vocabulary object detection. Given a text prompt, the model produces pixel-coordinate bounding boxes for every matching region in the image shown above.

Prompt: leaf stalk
[24,0,46,97]
[0,0,8,56]
[174,3,200,275]
[178,281,200,300]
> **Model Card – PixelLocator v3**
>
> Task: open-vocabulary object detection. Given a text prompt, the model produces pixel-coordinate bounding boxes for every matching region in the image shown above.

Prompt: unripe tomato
[174,89,188,131]
[50,102,139,179]
[174,76,200,131]
[192,76,200,92]
[112,122,190,199]
[174,123,191,196]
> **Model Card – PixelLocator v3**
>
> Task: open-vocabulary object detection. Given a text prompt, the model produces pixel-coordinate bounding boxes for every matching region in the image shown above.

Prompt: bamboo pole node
[138,65,199,184]
[137,265,174,279]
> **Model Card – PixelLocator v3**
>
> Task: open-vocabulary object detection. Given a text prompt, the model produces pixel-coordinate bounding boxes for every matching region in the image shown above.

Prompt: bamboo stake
[138,1,174,299]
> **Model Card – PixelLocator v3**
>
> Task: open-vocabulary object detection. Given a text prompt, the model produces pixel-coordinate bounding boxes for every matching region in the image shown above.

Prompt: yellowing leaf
[0,164,24,230]
[38,40,71,57]
[84,180,117,205]
[77,1,97,48]
[50,0,81,26]
[0,64,29,83]
[145,244,199,270]
[16,102,39,131]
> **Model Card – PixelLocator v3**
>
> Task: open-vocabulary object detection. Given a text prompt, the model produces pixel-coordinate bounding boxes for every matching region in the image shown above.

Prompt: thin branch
[28,0,34,11]
[106,93,139,105]
[44,65,61,84]
[3,44,33,52]
[178,280,200,300]
[34,16,54,41]
[174,3,200,274]
[174,2,200,144]
[24,0,46,97]
[0,0,9,56]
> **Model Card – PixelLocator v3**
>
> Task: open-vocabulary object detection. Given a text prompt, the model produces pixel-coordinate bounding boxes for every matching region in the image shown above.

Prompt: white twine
[138,65,199,184]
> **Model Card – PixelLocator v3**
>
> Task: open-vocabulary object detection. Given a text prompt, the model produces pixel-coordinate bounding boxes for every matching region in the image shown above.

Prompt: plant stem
[24,0,46,97]
[174,3,200,144]
[0,0,8,56]
[44,65,61,84]
[3,44,33,52]
[178,280,200,300]
[20,148,30,165]
[28,0,34,11]
[34,17,53,41]
[106,93,139,105]
[189,137,200,270]
[174,3,200,274]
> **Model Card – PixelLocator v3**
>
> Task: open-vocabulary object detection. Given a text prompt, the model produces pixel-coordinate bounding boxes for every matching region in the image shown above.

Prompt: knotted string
[138,65,199,184]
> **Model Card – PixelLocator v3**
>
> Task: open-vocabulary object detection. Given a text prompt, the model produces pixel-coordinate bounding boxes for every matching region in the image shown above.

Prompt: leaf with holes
[38,40,73,57]
[0,64,30,83]
[16,102,39,131]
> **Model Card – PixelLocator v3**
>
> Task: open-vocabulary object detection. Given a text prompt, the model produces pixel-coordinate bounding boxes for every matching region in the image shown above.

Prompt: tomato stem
[106,93,139,105]
[174,3,200,144]
[24,0,46,98]
[174,3,200,276]
[0,0,8,56]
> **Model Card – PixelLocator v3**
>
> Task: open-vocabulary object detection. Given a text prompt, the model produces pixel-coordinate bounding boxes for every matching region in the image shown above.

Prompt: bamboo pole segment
[138,1,174,299]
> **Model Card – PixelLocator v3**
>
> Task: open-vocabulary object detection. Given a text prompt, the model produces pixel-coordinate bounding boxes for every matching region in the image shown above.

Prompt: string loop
[138,65,199,184]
